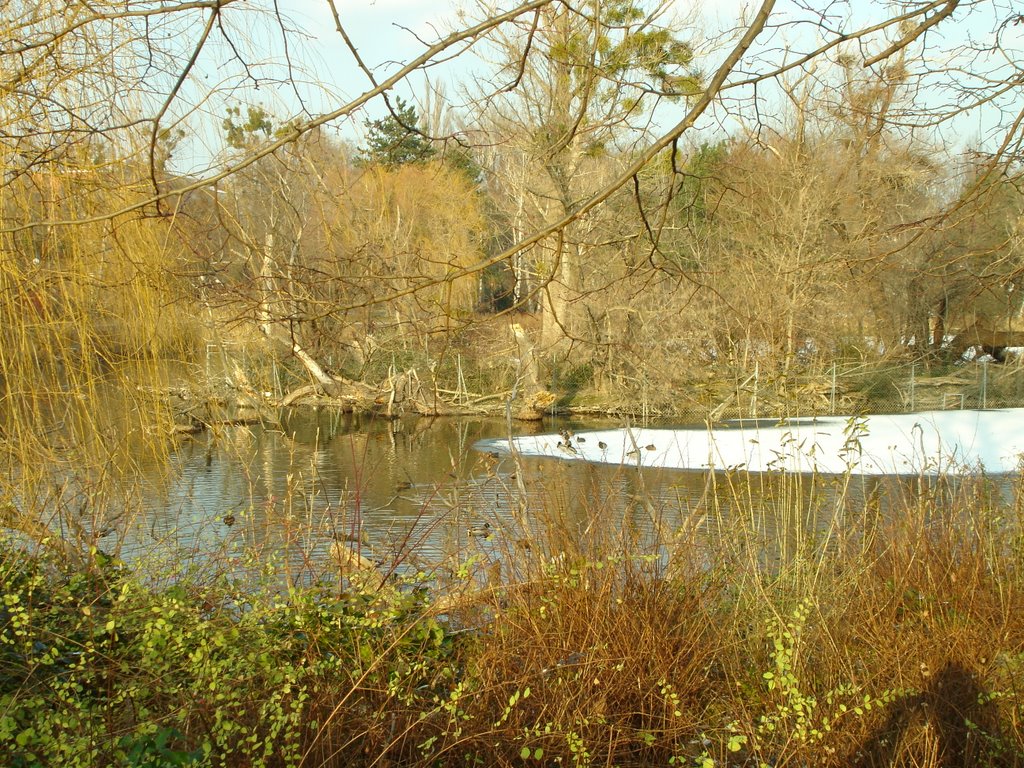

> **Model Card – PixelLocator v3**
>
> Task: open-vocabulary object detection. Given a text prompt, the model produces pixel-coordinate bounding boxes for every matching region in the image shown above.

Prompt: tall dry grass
[287,465,1024,768]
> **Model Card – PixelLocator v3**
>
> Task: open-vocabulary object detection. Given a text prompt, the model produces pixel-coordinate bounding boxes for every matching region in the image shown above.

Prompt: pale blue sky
[166,0,1023,174]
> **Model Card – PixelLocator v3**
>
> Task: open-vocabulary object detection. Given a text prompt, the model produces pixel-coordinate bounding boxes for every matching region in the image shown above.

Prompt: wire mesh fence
[572,356,1024,424]
[828,359,1024,415]
[200,333,1024,424]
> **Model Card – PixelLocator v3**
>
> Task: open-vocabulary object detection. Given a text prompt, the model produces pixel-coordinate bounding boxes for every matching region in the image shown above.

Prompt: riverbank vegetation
[3,469,1024,767]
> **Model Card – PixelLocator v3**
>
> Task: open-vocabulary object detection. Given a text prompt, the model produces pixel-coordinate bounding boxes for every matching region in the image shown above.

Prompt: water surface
[127,410,1009,579]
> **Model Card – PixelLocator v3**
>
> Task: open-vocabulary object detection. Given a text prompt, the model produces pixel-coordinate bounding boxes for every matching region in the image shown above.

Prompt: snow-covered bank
[481,409,1024,475]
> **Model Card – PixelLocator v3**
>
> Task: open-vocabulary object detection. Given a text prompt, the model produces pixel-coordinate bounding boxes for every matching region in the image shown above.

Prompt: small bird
[223,513,236,526]
[645,444,657,451]
[469,522,492,538]
[557,440,579,456]
[625,448,640,459]
[598,441,608,450]
[335,525,368,545]
[576,436,586,444]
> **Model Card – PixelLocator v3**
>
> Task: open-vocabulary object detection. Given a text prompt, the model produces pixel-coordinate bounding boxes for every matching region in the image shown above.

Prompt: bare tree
[2,0,1023,414]
[469,0,699,354]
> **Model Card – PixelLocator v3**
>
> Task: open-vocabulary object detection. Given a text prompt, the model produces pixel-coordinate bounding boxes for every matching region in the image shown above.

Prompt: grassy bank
[2,469,1024,767]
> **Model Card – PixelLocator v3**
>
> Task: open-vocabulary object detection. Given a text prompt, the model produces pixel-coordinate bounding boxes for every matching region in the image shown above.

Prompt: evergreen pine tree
[360,97,436,167]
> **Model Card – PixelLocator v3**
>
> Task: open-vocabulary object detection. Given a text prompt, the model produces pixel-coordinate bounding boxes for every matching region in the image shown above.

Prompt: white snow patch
[484,409,1024,476]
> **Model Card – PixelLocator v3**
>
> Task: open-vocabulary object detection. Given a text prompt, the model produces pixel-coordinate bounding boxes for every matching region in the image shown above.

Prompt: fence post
[638,362,647,428]
[981,359,988,409]
[456,353,466,404]
[830,363,836,415]
[752,362,759,418]
[909,363,916,412]
[1018,356,1023,404]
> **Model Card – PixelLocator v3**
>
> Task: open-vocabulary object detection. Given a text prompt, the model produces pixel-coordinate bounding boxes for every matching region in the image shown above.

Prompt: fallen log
[328,541,377,572]
[0,505,87,567]
[410,398,492,417]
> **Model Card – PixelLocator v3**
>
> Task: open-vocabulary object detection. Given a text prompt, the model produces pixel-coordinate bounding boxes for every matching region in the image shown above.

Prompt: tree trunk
[930,296,947,350]
[511,322,555,419]
[257,232,341,397]
[539,237,581,352]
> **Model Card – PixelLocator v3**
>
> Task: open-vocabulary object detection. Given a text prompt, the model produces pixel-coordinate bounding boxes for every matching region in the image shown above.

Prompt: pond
[123,408,1002,581]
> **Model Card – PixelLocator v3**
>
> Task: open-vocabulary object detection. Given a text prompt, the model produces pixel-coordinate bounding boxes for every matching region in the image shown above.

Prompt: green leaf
[15,727,35,747]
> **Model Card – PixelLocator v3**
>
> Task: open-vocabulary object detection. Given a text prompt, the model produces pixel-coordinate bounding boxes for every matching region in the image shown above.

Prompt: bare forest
[3,1,1023,433]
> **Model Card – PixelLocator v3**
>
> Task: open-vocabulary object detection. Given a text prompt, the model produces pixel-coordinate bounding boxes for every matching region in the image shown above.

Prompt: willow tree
[339,162,484,340]
[0,0,233,556]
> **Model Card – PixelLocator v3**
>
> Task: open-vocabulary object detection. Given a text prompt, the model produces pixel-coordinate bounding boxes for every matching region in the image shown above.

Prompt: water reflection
[128,410,1017,579]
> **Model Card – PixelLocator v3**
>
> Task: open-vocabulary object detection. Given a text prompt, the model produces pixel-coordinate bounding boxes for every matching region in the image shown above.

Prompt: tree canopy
[359,97,437,167]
